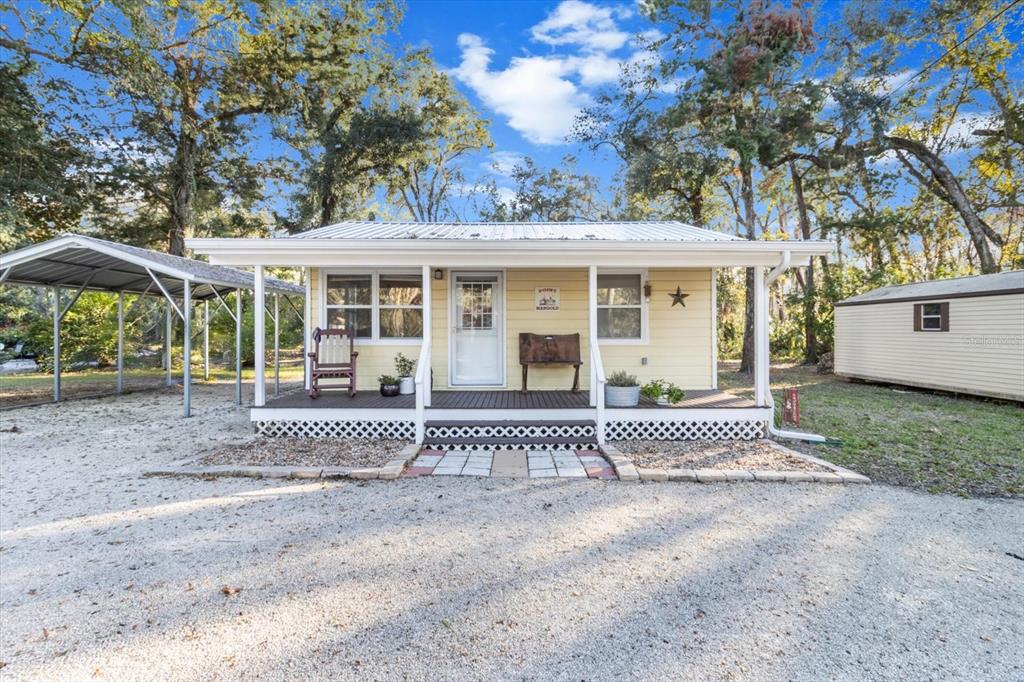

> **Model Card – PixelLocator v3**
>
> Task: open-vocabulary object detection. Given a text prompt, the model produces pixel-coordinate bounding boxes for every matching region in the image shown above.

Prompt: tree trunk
[884,135,1002,273]
[739,162,757,374]
[789,161,818,364]
[168,135,196,256]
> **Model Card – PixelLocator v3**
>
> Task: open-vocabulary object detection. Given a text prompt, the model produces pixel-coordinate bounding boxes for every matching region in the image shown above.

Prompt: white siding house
[834,271,1024,401]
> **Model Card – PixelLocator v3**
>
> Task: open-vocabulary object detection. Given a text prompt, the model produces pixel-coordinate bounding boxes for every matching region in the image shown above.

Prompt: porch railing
[414,338,431,444]
[591,342,606,444]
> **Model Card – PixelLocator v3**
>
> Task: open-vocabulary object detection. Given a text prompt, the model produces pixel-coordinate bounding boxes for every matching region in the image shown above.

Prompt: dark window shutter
[913,303,922,331]
[939,302,950,331]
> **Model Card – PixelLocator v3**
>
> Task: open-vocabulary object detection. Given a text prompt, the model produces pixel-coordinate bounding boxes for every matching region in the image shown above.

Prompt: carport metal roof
[0,234,304,417]
[0,234,302,298]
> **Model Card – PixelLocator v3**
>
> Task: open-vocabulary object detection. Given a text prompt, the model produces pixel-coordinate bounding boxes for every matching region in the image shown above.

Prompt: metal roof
[0,234,303,300]
[287,220,744,242]
[838,270,1024,306]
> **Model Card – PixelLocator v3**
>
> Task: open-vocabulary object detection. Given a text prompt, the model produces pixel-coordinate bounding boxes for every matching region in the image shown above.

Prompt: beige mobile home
[834,271,1024,401]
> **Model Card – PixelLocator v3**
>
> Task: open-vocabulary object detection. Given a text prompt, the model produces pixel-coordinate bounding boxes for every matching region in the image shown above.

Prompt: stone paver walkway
[404,448,617,479]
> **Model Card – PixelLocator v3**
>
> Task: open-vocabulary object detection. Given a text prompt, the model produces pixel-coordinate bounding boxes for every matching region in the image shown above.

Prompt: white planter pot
[398,376,415,395]
[656,395,669,405]
[605,385,640,407]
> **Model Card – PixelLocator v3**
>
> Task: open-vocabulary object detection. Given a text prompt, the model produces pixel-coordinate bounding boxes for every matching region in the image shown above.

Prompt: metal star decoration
[668,286,690,307]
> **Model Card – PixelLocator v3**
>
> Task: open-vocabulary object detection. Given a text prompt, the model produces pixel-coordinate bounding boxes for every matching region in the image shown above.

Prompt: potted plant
[394,353,416,395]
[378,374,400,397]
[641,379,686,405]
[605,370,640,407]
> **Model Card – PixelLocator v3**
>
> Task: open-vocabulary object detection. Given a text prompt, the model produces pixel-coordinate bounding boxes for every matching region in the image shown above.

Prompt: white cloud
[451,2,644,145]
[485,151,527,176]
[530,0,632,52]
[452,33,592,145]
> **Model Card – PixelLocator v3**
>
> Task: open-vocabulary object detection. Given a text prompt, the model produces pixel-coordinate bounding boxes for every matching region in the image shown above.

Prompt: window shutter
[939,302,950,331]
[913,303,922,331]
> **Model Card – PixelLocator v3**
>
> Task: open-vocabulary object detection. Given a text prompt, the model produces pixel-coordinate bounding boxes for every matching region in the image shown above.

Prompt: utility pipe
[761,250,828,443]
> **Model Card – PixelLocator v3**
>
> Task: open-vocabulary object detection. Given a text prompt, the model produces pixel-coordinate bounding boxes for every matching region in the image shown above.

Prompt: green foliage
[393,352,415,378]
[377,374,397,385]
[478,155,607,221]
[607,371,638,387]
[640,379,685,403]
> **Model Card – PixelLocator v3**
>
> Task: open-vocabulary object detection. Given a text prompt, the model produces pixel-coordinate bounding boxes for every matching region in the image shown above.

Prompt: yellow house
[188,221,833,447]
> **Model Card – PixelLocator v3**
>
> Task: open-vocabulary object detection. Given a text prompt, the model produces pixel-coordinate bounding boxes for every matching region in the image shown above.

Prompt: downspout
[763,250,828,444]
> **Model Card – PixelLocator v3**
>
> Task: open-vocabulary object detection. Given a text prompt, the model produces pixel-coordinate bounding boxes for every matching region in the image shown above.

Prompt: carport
[0,234,303,416]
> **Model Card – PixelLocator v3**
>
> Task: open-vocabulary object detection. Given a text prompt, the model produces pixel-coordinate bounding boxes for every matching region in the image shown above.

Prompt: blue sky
[391,0,660,204]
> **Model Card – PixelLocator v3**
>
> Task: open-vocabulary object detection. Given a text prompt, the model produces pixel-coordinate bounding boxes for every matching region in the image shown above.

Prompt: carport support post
[183,280,192,417]
[254,265,266,407]
[273,292,280,397]
[203,300,210,382]
[164,303,173,386]
[235,289,243,405]
[52,285,61,402]
[116,292,124,394]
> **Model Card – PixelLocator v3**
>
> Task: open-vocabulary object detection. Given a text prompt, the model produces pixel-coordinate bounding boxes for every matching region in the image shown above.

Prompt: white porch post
[203,299,210,382]
[588,266,597,407]
[52,285,61,402]
[753,266,768,407]
[253,265,266,407]
[303,268,311,391]
[710,268,718,390]
[116,292,125,394]
[422,264,432,407]
[183,279,192,417]
[164,302,173,386]
[235,288,243,405]
[273,292,280,398]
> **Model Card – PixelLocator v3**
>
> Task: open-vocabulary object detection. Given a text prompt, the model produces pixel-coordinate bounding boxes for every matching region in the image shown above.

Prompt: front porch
[252,388,770,446]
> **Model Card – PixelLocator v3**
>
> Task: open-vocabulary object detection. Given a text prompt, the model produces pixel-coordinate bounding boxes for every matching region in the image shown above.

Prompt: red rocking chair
[308,327,359,398]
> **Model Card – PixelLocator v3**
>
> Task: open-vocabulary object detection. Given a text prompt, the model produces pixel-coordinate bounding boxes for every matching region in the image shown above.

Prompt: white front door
[450,272,504,386]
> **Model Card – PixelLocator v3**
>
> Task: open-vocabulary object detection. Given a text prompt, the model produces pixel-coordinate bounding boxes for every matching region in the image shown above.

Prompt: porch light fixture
[643,281,652,300]
[433,268,444,280]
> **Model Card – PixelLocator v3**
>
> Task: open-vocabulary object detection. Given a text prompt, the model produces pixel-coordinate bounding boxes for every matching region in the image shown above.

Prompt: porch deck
[262,389,755,410]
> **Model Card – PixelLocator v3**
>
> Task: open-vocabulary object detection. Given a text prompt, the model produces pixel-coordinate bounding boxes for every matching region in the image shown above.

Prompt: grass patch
[720,362,1023,498]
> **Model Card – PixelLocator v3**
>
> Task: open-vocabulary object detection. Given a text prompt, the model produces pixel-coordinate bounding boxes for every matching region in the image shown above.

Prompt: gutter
[762,250,829,444]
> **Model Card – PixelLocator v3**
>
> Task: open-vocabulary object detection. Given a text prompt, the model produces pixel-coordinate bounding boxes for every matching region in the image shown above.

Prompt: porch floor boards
[262,389,755,410]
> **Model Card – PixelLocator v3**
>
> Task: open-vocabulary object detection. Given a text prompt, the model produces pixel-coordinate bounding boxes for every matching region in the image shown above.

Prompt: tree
[383,64,492,222]
[574,59,726,225]
[478,155,606,222]
[0,61,93,251]
[2,0,397,253]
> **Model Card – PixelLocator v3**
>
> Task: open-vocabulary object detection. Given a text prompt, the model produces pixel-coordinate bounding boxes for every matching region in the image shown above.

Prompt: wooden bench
[519,332,582,394]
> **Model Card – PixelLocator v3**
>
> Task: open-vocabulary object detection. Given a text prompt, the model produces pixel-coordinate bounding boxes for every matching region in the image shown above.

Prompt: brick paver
[403,448,616,480]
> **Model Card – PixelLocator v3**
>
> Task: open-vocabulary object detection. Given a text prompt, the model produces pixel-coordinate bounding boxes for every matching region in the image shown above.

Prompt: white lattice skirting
[425,423,595,440]
[605,419,767,441]
[255,420,416,439]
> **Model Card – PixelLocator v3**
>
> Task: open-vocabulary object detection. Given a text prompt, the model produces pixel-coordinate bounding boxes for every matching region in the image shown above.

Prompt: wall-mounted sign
[535,287,560,311]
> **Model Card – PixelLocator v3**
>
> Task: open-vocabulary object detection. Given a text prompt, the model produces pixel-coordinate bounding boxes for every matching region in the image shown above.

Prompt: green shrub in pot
[605,370,640,407]
[378,374,400,397]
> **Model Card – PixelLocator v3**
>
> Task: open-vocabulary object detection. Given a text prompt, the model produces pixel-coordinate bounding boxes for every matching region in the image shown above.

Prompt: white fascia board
[186,238,835,268]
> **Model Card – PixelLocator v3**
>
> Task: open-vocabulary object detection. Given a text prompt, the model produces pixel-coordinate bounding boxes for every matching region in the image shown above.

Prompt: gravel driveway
[1,385,1022,681]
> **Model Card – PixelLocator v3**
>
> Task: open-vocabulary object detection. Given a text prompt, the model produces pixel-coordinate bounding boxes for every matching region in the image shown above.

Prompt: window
[914,301,948,332]
[325,272,423,341]
[597,272,644,340]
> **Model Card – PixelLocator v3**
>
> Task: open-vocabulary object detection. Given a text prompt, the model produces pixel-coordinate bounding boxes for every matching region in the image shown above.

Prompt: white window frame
[919,302,943,332]
[321,269,423,345]
[596,268,649,345]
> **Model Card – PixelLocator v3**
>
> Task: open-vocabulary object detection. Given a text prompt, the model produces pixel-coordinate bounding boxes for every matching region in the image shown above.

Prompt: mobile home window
[597,273,643,340]
[325,272,423,340]
[914,302,948,332]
